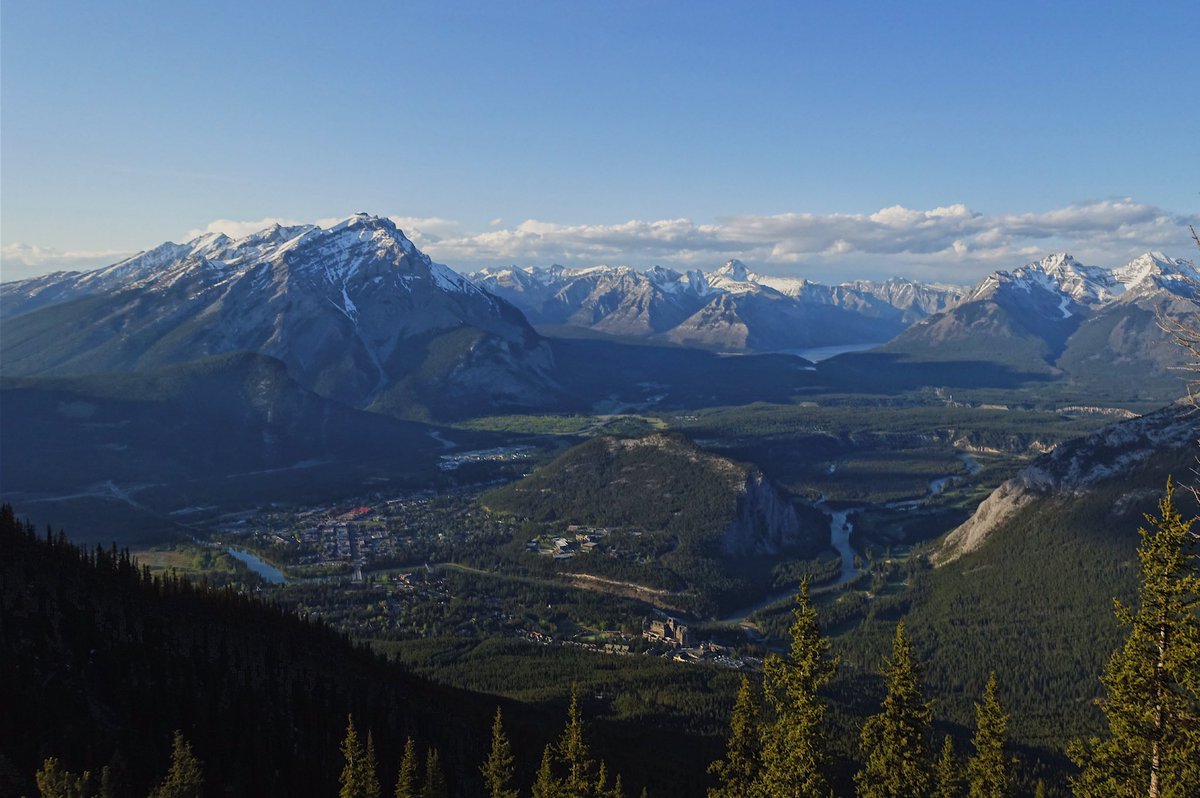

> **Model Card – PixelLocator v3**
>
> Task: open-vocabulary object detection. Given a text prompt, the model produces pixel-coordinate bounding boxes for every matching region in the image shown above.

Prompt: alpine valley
[3,214,1198,797]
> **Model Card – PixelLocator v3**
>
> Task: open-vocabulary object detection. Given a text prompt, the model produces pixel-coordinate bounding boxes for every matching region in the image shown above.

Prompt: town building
[643,616,691,647]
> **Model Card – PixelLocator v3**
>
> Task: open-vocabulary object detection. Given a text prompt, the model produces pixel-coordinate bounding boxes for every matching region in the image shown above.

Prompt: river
[780,341,886,362]
[826,505,859,585]
[226,548,289,584]
[717,503,863,624]
[717,452,982,624]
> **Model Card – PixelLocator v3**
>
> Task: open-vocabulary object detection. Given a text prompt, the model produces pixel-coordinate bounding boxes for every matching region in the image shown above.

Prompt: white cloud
[8,199,1196,286]
[1,242,135,281]
[414,198,1199,283]
[182,217,306,240]
[384,216,463,246]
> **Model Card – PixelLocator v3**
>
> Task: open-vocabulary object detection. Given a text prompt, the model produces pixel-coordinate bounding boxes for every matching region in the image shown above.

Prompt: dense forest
[0,503,482,796]
[482,433,827,615]
[0,504,733,796]
[8,471,1198,796]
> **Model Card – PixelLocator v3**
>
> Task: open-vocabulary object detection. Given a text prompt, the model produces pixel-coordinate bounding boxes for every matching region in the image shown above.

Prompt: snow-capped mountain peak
[1022,253,1114,298]
[1,212,556,417]
[715,259,752,281]
[708,259,773,294]
[646,265,683,283]
[754,274,813,297]
[961,249,1196,324]
[970,252,1117,309]
[1111,252,1199,298]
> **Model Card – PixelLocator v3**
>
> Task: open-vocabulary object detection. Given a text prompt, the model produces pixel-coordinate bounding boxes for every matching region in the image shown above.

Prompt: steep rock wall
[722,472,807,556]
[935,401,1197,565]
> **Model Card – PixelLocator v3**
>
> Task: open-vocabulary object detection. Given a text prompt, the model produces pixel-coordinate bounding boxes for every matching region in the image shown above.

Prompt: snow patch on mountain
[0,213,558,416]
[1057,295,1072,319]
[966,251,1197,311]
[469,258,969,351]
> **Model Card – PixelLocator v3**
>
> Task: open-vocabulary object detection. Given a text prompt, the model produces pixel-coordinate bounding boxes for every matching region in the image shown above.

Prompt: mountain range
[469,260,965,352]
[3,216,1196,423]
[880,251,1200,400]
[4,213,1199,793]
[1,214,559,419]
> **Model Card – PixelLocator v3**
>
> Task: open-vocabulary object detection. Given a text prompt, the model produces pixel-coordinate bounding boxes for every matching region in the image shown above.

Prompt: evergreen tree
[935,736,959,798]
[1032,779,1046,798]
[965,673,1011,798]
[395,738,419,798]
[338,718,380,798]
[482,707,519,798]
[708,675,760,798]
[855,620,935,798]
[756,579,838,798]
[558,685,595,797]
[340,716,365,798]
[592,763,626,798]
[532,745,561,798]
[34,758,90,798]
[98,766,115,798]
[150,731,204,798]
[1069,480,1200,798]
[422,748,448,798]
[363,732,381,798]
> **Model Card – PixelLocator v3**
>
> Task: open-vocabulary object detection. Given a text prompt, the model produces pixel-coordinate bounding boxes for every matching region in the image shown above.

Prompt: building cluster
[530,525,617,559]
[644,616,692,647]
[437,445,533,471]
[217,489,508,573]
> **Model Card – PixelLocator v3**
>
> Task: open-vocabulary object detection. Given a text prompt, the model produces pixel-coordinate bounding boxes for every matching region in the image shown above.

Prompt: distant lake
[781,341,884,362]
[226,548,288,584]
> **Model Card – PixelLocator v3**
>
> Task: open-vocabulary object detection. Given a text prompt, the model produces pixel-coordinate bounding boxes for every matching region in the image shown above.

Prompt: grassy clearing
[130,543,262,587]
[458,413,667,437]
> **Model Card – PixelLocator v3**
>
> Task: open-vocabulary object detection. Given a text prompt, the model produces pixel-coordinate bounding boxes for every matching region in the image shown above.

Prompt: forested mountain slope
[0,507,726,797]
[0,353,489,543]
[840,401,1199,754]
[483,433,827,615]
[0,506,495,797]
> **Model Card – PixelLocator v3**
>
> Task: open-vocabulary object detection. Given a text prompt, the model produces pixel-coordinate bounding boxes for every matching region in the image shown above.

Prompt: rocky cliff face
[935,401,1198,564]
[722,471,806,556]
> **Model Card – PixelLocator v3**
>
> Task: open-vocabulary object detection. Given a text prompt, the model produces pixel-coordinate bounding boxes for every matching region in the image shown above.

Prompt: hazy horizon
[3,2,1198,283]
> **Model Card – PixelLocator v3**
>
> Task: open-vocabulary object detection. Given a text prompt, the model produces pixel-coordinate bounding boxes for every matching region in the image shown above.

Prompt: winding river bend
[823,504,859,586]
[718,453,980,625]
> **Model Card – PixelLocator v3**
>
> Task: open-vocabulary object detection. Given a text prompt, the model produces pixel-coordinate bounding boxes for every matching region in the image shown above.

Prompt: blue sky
[2,1,1197,282]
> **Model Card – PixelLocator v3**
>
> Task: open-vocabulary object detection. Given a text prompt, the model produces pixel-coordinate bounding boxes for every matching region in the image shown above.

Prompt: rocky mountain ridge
[0,215,559,419]
[881,250,1199,400]
[964,251,1198,314]
[469,259,966,352]
[935,400,1198,564]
